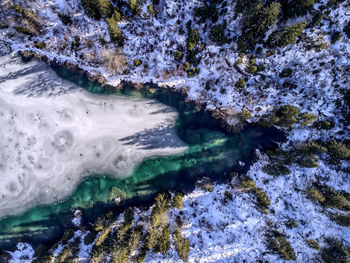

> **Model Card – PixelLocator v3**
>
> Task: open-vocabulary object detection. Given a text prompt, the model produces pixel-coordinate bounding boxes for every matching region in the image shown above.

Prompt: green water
[0,64,285,249]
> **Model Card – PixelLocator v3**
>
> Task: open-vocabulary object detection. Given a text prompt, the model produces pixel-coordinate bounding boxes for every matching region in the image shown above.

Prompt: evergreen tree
[239,2,281,51]
[99,0,113,17]
[81,0,113,19]
[327,141,350,161]
[107,17,124,46]
[129,0,141,14]
[172,193,183,210]
[267,21,306,48]
[282,0,315,18]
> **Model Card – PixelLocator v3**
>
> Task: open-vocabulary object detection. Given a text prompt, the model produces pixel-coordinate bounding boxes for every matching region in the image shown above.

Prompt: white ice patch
[0,55,187,218]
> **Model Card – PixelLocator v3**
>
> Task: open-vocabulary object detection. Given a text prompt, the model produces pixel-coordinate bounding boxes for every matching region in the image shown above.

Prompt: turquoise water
[0,62,285,249]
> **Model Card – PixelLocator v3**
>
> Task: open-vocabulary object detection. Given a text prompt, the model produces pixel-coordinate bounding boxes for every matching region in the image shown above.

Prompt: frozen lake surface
[0,55,186,219]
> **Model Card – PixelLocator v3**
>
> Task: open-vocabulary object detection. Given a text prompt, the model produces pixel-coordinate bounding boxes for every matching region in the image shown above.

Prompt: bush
[239,109,251,121]
[172,193,183,210]
[13,26,33,36]
[134,59,142,67]
[111,245,129,263]
[235,78,246,89]
[183,61,191,71]
[279,68,293,78]
[305,239,320,250]
[307,141,327,154]
[224,191,233,201]
[58,13,73,25]
[331,31,342,43]
[71,35,80,49]
[36,42,46,50]
[150,193,169,227]
[285,218,298,228]
[107,17,124,46]
[209,24,228,45]
[196,177,213,192]
[247,64,258,74]
[344,21,350,38]
[174,51,184,62]
[13,4,24,14]
[82,0,100,18]
[155,193,169,213]
[98,0,113,17]
[147,4,155,16]
[267,22,306,48]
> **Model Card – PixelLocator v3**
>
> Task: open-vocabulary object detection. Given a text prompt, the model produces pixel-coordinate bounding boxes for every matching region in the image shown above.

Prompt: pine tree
[327,141,350,161]
[107,17,124,46]
[81,0,113,18]
[267,22,306,48]
[284,0,315,18]
[98,0,113,17]
[129,0,141,14]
